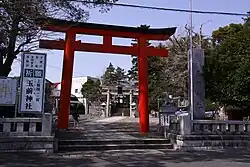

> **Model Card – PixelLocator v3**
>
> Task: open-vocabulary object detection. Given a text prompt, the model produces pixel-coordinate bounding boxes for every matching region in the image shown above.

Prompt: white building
[54,76,99,103]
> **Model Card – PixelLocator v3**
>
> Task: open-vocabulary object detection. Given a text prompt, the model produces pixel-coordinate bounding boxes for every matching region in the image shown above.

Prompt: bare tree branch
[0,0,118,76]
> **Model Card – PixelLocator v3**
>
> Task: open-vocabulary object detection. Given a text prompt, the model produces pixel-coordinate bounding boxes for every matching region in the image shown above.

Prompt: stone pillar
[179,113,191,135]
[42,113,52,136]
[188,48,205,120]
[83,98,89,115]
[106,89,110,117]
[129,89,133,117]
[55,98,59,115]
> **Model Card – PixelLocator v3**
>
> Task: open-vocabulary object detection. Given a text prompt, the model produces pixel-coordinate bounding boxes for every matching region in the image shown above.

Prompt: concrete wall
[0,136,54,153]
[172,134,250,151]
[164,114,250,151]
[0,113,55,153]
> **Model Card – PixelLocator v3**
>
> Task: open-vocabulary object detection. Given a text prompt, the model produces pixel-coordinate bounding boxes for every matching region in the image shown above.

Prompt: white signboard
[19,52,47,113]
[0,78,17,105]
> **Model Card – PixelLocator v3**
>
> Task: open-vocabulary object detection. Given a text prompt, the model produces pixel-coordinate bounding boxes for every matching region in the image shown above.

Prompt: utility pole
[188,0,194,120]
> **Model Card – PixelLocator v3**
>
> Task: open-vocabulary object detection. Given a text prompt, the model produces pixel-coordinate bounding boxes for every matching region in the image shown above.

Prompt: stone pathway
[94,116,126,124]
[56,116,161,140]
[1,149,250,167]
[1,116,250,166]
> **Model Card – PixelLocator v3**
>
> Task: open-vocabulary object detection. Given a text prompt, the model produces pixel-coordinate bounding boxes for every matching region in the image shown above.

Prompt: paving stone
[1,149,250,167]
[57,116,162,140]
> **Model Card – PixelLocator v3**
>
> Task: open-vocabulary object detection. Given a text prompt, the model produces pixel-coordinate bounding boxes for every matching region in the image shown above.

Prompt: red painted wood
[41,26,170,40]
[39,22,174,132]
[39,40,169,57]
[103,36,112,47]
[57,31,76,129]
[138,37,149,134]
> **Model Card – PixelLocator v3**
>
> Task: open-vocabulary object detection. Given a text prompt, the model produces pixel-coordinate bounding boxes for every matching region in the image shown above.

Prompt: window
[117,86,123,94]
[75,89,78,93]
[71,96,79,101]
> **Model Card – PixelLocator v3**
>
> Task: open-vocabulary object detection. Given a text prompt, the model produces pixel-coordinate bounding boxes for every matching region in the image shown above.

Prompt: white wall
[56,76,99,103]
[71,77,88,101]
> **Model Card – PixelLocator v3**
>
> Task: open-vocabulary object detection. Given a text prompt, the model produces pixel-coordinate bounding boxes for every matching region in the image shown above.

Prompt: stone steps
[57,139,173,152]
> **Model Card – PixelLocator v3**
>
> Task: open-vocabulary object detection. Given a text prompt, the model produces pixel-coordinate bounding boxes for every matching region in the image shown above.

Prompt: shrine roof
[37,18,176,36]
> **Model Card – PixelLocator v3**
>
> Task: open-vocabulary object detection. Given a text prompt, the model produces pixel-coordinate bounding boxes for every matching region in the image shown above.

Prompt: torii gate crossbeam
[38,18,176,134]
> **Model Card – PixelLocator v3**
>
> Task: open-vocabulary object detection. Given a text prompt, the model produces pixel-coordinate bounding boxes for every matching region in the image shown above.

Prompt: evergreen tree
[102,63,117,86]
[101,63,128,86]
[81,79,101,103]
[115,66,127,84]
[148,56,168,110]
[204,17,250,109]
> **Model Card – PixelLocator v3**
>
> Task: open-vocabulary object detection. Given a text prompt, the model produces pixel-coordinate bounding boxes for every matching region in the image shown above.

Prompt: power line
[46,64,85,77]
[69,0,249,17]
[15,58,85,77]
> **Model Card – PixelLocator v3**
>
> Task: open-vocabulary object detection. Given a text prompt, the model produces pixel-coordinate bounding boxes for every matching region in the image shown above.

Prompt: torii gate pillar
[138,37,149,133]
[57,31,76,129]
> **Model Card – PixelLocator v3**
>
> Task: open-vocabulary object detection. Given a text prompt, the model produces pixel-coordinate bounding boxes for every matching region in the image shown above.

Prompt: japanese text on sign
[0,78,17,105]
[19,53,46,113]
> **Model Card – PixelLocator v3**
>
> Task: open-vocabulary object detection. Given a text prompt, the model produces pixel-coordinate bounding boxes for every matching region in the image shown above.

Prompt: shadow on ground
[48,118,250,166]
[56,119,162,140]
[1,149,250,167]
[0,153,94,167]
[104,121,162,138]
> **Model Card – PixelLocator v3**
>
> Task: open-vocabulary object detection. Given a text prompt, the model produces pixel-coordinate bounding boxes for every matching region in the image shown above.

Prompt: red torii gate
[38,18,176,134]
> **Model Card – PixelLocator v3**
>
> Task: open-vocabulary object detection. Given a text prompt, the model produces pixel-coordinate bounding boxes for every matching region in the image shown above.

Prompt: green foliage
[205,99,219,111]
[81,79,102,103]
[212,23,244,44]
[101,63,128,86]
[0,0,118,76]
[127,56,138,83]
[148,56,168,110]
[204,18,250,109]
[115,66,127,83]
[102,63,117,86]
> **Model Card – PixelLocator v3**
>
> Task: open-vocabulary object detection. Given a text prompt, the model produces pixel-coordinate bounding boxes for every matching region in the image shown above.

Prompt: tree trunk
[0,19,19,77]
